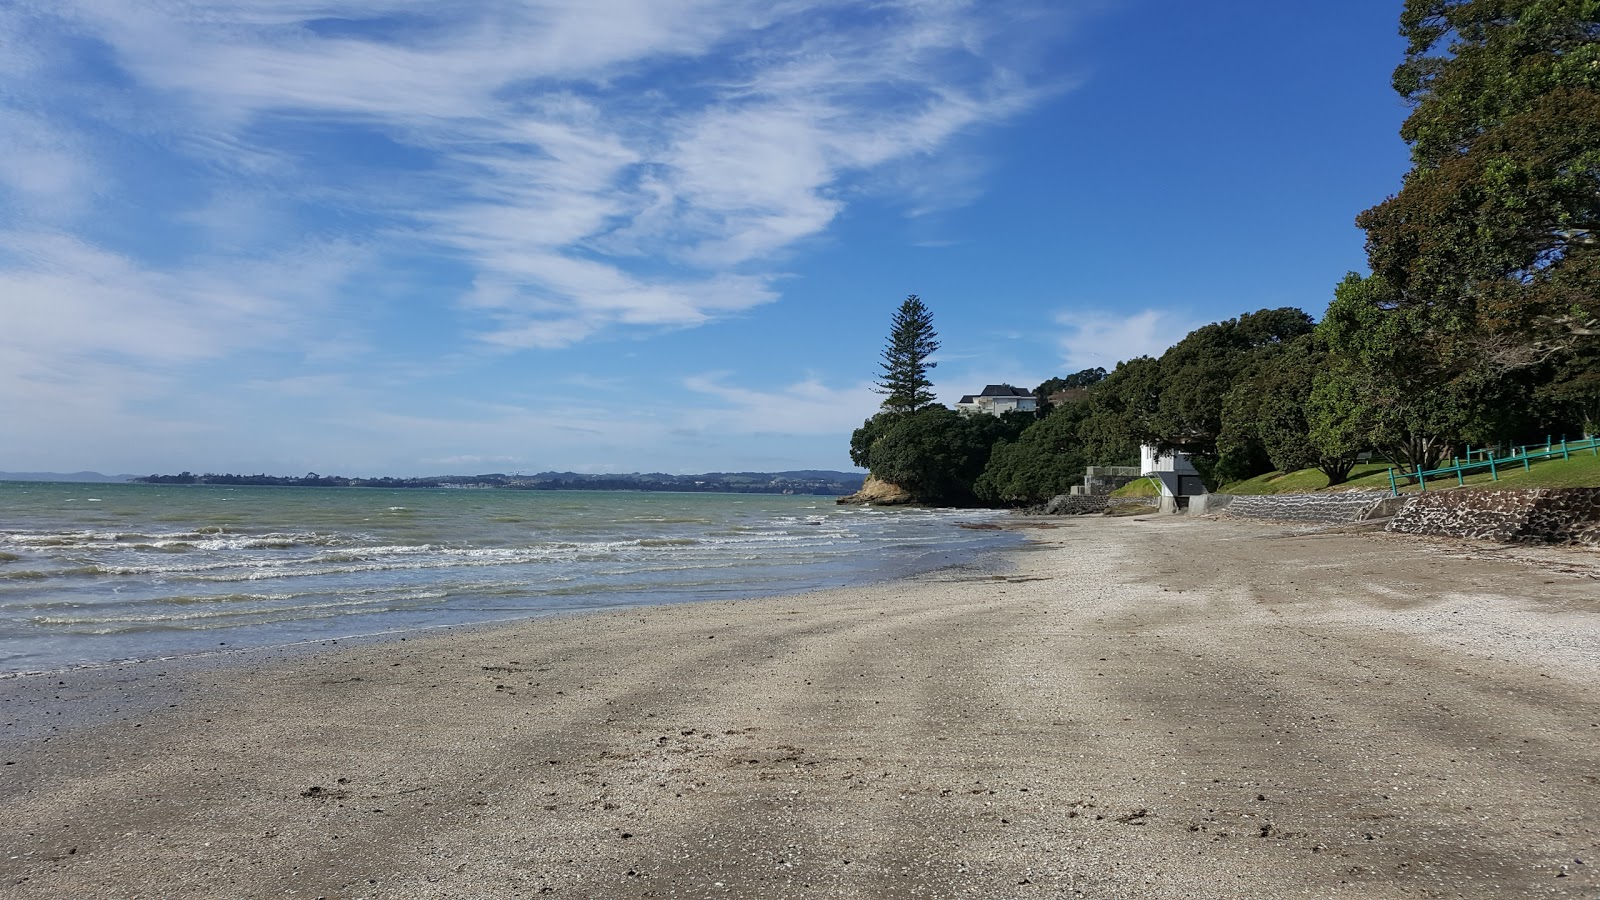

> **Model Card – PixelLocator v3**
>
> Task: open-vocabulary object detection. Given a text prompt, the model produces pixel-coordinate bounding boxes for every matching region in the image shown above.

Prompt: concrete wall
[1188,493,1234,515]
[1387,488,1600,546]
[1217,491,1392,524]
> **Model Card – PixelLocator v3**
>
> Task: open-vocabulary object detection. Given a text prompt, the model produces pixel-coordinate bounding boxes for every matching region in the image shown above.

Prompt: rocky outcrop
[835,475,916,506]
[1387,488,1600,546]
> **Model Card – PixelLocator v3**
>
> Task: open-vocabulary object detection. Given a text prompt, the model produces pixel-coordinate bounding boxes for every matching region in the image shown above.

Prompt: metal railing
[1387,434,1600,496]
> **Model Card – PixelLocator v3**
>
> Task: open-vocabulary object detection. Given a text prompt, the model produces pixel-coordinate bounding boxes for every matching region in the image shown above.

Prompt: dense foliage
[859,408,1029,505]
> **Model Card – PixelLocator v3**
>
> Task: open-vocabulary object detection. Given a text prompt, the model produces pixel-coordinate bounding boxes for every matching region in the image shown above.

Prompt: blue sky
[1,1,1412,476]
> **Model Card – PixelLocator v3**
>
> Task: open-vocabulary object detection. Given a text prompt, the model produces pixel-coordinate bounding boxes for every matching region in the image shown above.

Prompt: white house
[955,384,1037,416]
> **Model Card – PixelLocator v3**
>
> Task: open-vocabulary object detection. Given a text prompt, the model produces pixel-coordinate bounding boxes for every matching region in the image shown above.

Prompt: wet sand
[2,515,1598,899]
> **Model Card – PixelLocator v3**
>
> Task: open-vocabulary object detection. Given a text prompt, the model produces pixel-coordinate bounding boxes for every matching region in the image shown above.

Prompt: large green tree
[1310,273,1541,474]
[867,408,1027,505]
[1073,356,1162,468]
[1148,308,1315,459]
[1033,367,1108,416]
[874,295,941,415]
[1360,0,1599,378]
[1221,333,1363,485]
[975,402,1093,506]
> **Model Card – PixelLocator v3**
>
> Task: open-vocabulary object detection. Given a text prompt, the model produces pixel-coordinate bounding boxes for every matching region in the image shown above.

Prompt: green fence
[1388,434,1600,496]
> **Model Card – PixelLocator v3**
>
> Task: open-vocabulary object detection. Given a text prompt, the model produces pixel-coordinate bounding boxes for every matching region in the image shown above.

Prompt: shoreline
[0,499,1025,682]
[3,516,1597,898]
[0,535,1024,744]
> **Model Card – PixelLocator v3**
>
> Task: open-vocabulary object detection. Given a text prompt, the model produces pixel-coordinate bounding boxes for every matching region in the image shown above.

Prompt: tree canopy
[1363,0,1600,375]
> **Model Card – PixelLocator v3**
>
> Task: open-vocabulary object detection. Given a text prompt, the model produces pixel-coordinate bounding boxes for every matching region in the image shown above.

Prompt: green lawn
[1217,450,1600,496]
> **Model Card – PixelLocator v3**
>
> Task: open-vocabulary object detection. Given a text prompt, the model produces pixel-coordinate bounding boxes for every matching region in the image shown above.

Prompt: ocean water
[0,481,1019,675]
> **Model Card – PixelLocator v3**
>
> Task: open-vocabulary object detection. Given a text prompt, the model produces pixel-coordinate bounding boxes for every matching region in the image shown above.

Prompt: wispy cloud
[1056,308,1197,369]
[683,372,880,435]
[0,1,1085,473]
[5,1,1062,350]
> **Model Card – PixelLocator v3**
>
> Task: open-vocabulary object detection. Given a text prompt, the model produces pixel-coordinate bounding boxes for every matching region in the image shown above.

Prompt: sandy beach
[3,514,1598,899]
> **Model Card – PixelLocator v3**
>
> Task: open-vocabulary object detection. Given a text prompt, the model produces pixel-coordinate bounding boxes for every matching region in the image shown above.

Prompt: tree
[1222,333,1363,485]
[874,295,941,414]
[1360,0,1600,373]
[1033,368,1107,416]
[1148,308,1315,459]
[1315,271,1546,476]
[975,402,1093,505]
[867,408,1025,505]
[1074,356,1161,468]
[848,413,898,469]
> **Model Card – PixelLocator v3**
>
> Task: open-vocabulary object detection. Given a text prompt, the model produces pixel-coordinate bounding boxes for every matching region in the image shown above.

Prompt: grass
[1217,450,1600,496]
[1220,463,1394,495]
[1109,477,1161,498]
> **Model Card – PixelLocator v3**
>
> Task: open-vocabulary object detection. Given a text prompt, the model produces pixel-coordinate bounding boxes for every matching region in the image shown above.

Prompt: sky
[0,1,1415,477]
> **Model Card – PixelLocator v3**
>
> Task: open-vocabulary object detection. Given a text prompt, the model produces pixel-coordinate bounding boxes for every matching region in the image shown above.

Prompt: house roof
[978,384,1032,398]
[957,395,977,404]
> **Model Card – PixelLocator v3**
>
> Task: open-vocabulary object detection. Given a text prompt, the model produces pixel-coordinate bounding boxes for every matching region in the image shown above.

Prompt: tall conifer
[875,295,940,414]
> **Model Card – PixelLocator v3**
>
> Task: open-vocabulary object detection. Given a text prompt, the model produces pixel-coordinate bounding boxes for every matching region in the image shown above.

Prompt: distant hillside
[131,470,867,496]
[0,471,136,483]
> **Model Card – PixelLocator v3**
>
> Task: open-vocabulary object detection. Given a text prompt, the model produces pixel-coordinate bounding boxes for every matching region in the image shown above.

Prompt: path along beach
[2,514,1597,899]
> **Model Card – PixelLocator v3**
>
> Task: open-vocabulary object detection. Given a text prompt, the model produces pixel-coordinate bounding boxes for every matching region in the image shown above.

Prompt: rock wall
[1043,495,1109,515]
[1218,491,1391,524]
[1387,488,1600,546]
[1033,495,1156,516]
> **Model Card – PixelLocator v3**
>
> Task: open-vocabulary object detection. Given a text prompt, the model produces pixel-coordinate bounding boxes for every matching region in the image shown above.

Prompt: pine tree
[875,295,940,414]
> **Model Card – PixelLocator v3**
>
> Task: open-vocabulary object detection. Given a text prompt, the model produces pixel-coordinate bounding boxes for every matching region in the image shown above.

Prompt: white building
[1140,444,1206,511]
[955,384,1037,416]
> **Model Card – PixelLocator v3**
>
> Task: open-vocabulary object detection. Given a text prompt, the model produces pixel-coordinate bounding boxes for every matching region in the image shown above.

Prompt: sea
[0,481,1020,676]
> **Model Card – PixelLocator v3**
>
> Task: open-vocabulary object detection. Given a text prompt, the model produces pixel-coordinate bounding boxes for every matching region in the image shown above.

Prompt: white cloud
[0,107,96,220]
[682,372,880,435]
[0,1,1084,473]
[0,229,370,469]
[1055,308,1197,369]
[5,0,1060,348]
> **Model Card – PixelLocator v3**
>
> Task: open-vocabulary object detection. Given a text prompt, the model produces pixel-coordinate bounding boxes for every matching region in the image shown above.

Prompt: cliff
[835,475,915,506]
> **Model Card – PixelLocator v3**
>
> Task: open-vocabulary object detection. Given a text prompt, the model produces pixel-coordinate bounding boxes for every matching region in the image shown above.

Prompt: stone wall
[1034,495,1157,516]
[1042,495,1109,515]
[1218,491,1392,524]
[1387,488,1600,546]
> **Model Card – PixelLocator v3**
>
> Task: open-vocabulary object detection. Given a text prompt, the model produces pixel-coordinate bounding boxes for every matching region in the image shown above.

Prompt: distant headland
[127,470,867,496]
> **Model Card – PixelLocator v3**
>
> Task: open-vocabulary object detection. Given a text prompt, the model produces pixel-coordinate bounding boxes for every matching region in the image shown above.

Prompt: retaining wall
[1035,495,1157,516]
[1387,488,1600,546]
[1218,491,1392,525]
[1042,495,1109,515]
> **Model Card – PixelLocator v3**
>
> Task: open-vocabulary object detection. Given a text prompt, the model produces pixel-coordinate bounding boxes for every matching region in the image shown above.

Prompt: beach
[2,515,1598,899]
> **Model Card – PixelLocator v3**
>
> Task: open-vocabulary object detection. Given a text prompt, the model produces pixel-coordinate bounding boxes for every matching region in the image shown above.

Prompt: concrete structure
[955,384,1037,417]
[1140,444,1206,512]
[1070,465,1141,496]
